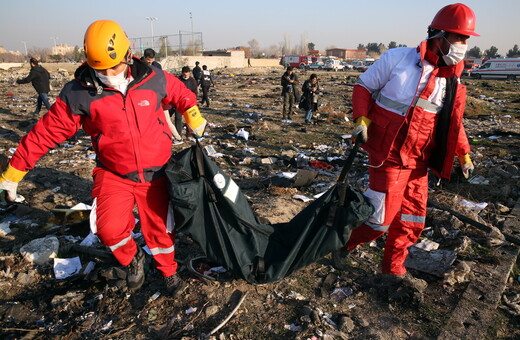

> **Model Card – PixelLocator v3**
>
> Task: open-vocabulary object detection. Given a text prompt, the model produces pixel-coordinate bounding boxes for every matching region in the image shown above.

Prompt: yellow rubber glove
[0,164,27,202]
[183,106,207,139]
[352,116,371,144]
[458,154,474,179]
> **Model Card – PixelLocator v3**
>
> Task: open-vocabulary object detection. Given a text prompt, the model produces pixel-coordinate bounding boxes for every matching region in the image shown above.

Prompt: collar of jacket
[74,57,153,91]
[417,40,463,78]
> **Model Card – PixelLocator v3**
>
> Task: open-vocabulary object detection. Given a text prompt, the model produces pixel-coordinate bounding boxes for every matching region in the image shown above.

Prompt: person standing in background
[16,57,51,115]
[141,48,162,69]
[168,66,199,143]
[301,73,319,124]
[192,61,202,84]
[280,66,299,121]
[200,65,215,108]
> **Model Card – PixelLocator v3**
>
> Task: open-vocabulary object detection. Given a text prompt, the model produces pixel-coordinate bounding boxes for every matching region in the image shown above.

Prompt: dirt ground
[0,63,519,339]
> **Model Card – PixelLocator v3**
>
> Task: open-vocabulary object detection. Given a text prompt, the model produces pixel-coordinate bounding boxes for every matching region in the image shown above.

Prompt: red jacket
[353,41,470,179]
[11,57,198,183]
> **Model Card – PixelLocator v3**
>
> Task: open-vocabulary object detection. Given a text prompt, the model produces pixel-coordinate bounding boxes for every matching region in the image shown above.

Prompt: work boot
[331,247,352,271]
[126,247,145,291]
[163,273,187,296]
[379,272,428,305]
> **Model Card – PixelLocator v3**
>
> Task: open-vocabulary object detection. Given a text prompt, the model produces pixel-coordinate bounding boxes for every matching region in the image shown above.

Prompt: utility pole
[145,17,158,50]
[163,36,168,58]
[21,41,28,57]
[50,37,58,48]
[189,12,195,56]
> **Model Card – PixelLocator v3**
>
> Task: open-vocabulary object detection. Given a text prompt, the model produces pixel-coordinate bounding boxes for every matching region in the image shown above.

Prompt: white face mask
[95,65,130,94]
[442,38,467,66]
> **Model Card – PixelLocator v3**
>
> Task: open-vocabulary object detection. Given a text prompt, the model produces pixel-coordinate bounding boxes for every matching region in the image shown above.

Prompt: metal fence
[129,31,203,58]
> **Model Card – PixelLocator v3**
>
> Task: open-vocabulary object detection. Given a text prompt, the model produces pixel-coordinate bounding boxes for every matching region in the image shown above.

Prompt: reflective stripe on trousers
[91,168,178,276]
[347,163,428,275]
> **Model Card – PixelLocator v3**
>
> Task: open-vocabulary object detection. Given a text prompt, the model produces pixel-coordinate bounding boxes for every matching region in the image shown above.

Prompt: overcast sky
[1,0,518,56]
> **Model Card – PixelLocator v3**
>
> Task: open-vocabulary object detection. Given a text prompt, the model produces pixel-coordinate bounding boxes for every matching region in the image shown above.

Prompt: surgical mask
[442,38,467,66]
[95,65,130,94]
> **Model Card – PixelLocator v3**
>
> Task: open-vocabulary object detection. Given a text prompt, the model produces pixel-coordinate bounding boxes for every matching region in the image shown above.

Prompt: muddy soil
[0,64,519,339]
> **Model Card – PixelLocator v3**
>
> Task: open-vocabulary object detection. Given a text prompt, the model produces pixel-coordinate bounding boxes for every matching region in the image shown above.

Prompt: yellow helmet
[84,20,130,69]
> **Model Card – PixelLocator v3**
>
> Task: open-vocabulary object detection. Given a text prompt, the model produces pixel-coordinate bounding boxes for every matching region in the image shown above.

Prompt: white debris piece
[414,239,439,251]
[460,199,488,212]
[293,194,313,203]
[53,257,82,279]
[0,221,11,236]
[235,128,249,141]
[20,236,60,265]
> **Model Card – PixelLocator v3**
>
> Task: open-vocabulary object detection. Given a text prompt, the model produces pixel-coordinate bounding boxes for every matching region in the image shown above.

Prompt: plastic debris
[285,324,302,332]
[185,307,197,314]
[0,221,11,236]
[460,199,488,212]
[330,287,354,302]
[293,194,312,202]
[235,128,249,141]
[53,257,82,279]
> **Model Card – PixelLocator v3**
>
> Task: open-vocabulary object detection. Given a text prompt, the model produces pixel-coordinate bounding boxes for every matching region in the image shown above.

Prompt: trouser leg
[382,167,428,275]
[92,169,138,267]
[282,93,289,119]
[346,164,410,252]
[305,109,312,122]
[35,94,43,114]
[201,86,210,107]
[287,93,294,119]
[135,176,177,277]
[40,93,51,110]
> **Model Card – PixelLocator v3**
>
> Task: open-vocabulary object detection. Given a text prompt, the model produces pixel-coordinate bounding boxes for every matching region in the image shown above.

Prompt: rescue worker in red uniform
[333,3,478,284]
[0,20,207,294]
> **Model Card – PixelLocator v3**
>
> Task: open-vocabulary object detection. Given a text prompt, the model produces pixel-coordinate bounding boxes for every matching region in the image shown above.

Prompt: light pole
[145,17,158,50]
[189,12,194,55]
[50,36,58,47]
[21,41,28,57]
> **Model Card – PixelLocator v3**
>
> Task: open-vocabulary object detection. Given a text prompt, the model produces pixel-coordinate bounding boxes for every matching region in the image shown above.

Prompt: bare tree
[248,39,259,58]
[283,33,291,55]
[27,47,51,62]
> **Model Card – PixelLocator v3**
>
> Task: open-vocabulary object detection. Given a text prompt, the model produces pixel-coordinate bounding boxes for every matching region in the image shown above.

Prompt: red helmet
[430,3,479,37]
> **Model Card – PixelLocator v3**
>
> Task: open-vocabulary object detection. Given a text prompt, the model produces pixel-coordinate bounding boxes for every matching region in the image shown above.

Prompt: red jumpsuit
[10,57,198,277]
[346,41,471,275]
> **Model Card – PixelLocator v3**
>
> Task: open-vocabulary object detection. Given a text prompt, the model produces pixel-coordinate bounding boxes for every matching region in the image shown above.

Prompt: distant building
[308,50,321,56]
[51,44,76,56]
[202,49,232,57]
[233,46,251,58]
[326,48,367,60]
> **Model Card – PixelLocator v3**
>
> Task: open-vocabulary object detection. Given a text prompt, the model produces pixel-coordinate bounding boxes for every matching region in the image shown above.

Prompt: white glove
[461,162,474,179]
[0,164,27,203]
[458,154,474,179]
[0,179,23,202]
[352,124,368,144]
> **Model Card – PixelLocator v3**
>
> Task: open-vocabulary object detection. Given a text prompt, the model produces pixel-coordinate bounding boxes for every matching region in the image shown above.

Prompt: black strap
[252,256,266,283]
[337,139,361,184]
[194,141,217,202]
[326,140,361,228]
